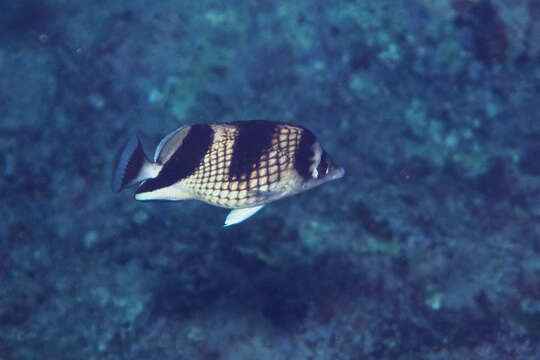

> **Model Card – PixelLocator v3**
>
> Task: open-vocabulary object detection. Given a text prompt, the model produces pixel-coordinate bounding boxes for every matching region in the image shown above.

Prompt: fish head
[299,141,345,191]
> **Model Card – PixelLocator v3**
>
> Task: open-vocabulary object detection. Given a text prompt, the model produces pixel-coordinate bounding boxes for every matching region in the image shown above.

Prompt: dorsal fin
[154,125,191,163]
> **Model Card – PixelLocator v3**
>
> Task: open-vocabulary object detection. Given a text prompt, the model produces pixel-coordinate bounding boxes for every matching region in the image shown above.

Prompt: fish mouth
[312,166,344,188]
[330,167,345,180]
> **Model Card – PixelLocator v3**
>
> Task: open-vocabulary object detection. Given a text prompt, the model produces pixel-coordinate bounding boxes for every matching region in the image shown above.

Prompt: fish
[112,120,344,226]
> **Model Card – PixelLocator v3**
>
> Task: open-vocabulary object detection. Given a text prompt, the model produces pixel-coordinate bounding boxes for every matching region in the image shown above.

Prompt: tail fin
[112,135,160,193]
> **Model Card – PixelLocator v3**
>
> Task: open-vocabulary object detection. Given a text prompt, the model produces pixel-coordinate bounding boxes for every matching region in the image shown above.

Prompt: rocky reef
[1,0,539,359]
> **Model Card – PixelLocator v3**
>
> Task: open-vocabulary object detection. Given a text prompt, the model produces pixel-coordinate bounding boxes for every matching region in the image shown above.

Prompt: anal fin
[224,205,265,227]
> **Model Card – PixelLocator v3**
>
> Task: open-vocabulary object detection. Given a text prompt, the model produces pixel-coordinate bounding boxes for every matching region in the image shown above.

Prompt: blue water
[1,0,539,359]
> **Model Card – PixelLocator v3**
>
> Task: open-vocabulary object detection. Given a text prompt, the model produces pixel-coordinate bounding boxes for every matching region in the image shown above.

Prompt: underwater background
[1,0,540,359]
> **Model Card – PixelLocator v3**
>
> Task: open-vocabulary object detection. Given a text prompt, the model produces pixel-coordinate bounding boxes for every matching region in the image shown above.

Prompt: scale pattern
[184,124,303,208]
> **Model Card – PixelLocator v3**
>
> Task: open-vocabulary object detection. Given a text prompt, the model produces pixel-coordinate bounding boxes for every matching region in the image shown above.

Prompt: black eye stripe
[316,151,328,178]
[294,129,317,180]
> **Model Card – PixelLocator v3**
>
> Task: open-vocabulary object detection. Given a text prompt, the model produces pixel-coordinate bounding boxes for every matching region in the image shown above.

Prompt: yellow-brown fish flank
[183,122,303,208]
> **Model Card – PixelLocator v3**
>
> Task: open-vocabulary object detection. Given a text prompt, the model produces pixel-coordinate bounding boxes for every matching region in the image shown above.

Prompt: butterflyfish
[113,120,344,226]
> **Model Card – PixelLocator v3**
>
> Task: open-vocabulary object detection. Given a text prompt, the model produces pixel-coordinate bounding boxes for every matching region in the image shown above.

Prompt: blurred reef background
[1,0,540,359]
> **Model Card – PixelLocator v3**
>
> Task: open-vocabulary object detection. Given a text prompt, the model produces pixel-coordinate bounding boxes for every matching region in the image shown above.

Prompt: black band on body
[136,124,213,194]
[228,120,277,179]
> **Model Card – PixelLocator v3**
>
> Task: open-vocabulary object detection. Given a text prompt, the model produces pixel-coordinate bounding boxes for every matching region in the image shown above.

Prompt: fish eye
[315,153,329,179]
[316,162,328,178]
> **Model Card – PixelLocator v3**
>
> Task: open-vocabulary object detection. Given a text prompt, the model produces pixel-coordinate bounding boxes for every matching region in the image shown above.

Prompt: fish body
[113,120,344,226]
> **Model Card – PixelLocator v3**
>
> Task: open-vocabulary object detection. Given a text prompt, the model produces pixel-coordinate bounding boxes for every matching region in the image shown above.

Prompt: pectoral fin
[224,205,265,227]
[248,189,282,203]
